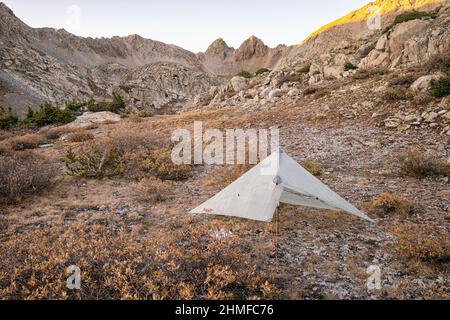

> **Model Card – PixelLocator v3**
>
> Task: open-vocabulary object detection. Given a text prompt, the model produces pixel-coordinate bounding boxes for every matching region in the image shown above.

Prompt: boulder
[324,65,344,79]
[288,88,300,97]
[268,89,285,100]
[193,93,212,108]
[309,74,323,85]
[230,76,248,92]
[69,112,121,128]
[410,73,444,92]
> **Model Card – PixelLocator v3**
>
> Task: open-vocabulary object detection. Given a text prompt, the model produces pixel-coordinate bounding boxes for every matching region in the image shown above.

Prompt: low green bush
[63,148,122,179]
[394,10,437,25]
[86,93,126,114]
[344,62,358,71]
[237,71,253,79]
[431,75,450,97]
[24,102,75,127]
[255,68,270,76]
[0,108,18,130]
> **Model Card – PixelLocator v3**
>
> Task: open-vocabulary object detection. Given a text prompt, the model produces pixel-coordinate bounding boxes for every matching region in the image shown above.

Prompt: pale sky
[3,0,370,52]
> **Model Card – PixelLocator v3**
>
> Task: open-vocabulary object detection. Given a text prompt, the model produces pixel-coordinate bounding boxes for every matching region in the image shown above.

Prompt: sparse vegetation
[140,148,193,181]
[389,74,417,87]
[0,107,18,130]
[397,151,450,177]
[393,10,437,26]
[431,74,450,97]
[66,93,126,115]
[0,152,57,204]
[393,223,449,264]
[67,130,94,143]
[366,192,415,217]
[0,223,277,299]
[301,160,323,176]
[353,67,387,80]
[9,134,47,151]
[303,87,317,95]
[64,148,122,179]
[133,177,173,203]
[255,68,270,76]
[344,62,357,71]
[237,71,253,79]
[65,99,96,114]
[24,102,76,127]
[382,87,413,101]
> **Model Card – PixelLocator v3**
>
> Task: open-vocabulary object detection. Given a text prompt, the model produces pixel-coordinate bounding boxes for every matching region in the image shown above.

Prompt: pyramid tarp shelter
[191,149,372,222]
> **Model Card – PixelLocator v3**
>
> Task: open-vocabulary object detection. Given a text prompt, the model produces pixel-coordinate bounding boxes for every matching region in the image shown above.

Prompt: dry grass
[0,144,7,156]
[64,147,122,179]
[392,223,449,264]
[353,67,387,80]
[0,152,58,205]
[8,134,47,151]
[202,164,253,190]
[301,159,323,176]
[67,130,94,143]
[133,177,174,203]
[303,87,318,95]
[42,126,76,140]
[0,222,277,300]
[140,148,194,181]
[382,87,413,101]
[365,192,415,218]
[398,151,450,177]
[388,74,417,87]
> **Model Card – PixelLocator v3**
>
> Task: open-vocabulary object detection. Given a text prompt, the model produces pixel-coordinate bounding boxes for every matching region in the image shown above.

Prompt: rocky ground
[0,62,448,298]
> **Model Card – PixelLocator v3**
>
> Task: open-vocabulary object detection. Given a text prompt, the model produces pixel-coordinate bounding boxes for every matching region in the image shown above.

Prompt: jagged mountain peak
[0,2,14,15]
[205,38,234,57]
[235,36,269,61]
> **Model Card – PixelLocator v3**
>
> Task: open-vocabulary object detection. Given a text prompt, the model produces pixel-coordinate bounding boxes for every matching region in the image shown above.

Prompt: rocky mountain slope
[0,3,289,116]
[194,1,449,112]
[0,0,449,117]
[0,2,222,116]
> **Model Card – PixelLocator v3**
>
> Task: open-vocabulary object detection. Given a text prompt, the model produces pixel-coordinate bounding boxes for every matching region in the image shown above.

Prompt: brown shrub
[63,147,122,179]
[0,152,58,204]
[0,144,8,156]
[303,87,318,95]
[301,159,323,176]
[389,74,417,87]
[365,192,415,217]
[202,164,253,190]
[0,223,277,300]
[0,217,6,233]
[423,52,450,73]
[382,87,413,101]
[353,67,387,80]
[9,134,47,151]
[393,223,449,264]
[67,130,94,143]
[398,151,450,177]
[43,126,77,140]
[140,148,193,181]
[133,177,173,203]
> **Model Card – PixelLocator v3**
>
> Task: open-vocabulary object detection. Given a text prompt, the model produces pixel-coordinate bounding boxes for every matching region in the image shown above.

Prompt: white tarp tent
[191,149,372,222]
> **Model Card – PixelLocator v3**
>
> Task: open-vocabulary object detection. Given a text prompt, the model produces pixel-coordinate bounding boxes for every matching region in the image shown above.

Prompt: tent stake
[275,206,280,274]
